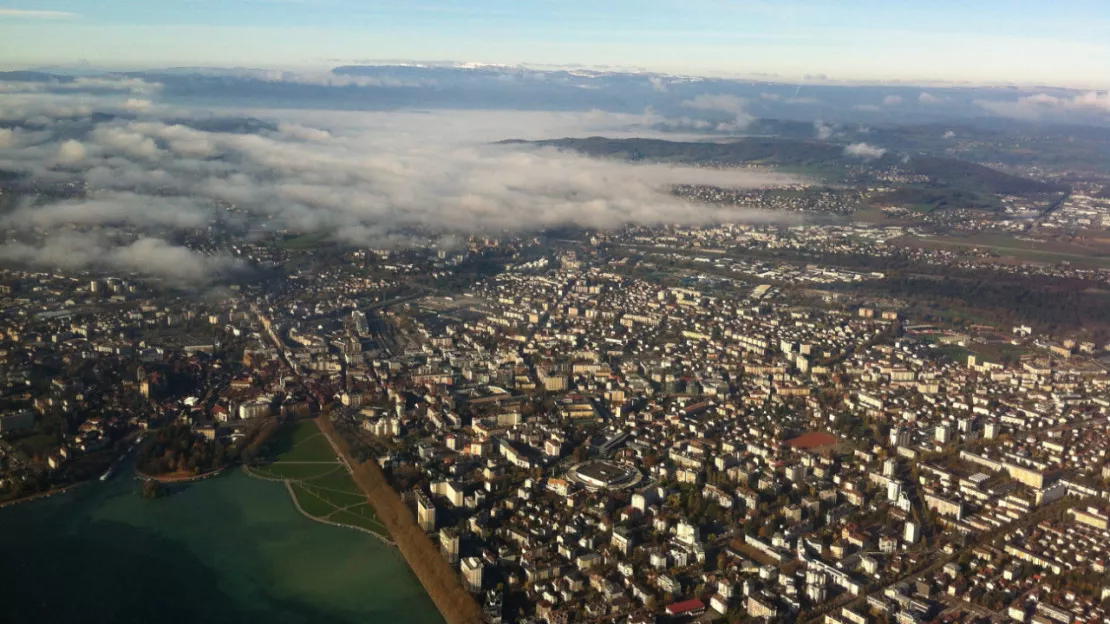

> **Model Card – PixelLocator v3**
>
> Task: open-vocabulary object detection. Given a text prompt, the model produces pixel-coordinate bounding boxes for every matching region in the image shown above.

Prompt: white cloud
[1071,91,1110,110]
[975,91,1110,119]
[72,77,161,94]
[681,94,754,129]
[123,98,154,111]
[0,233,240,283]
[843,142,886,160]
[814,121,833,140]
[683,94,745,114]
[943,130,956,138]
[0,128,15,149]
[1,105,805,253]
[89,126,161,159]
[0,8,77,19]
[3,193,211,230]
[56,139,87,164]
[0,77,161,96]
[919,92,943,104]
[648,76,667,93]
[882,95,903,106]
[278,122,332,142]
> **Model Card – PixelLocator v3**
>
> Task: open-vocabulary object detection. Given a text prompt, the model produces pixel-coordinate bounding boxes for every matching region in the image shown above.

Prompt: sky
[0,0,1109,87]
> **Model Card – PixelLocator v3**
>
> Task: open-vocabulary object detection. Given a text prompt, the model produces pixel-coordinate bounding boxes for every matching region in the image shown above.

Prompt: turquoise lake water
[0,469,443,624]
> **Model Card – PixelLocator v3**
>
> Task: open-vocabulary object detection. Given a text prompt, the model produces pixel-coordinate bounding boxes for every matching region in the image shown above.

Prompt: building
[665,599,705,618]
[440,528,460,565]
[239,398,273,420]
[536,365,569,392]
[984,420,1000,440]
[340,392,364,408]
[416,491,437,531]
[676,520,700,545]
[351,310,369,336]
[890,427,911,448]
[1069,506,1110,530]
[935,424,953,444]
[1004,461,1051,489]
[748,595,778,618]
[903,521,920,544]
[461,557,484,592]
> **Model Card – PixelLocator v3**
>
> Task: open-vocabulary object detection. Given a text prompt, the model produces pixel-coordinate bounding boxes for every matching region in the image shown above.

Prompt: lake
[0,468,443,624]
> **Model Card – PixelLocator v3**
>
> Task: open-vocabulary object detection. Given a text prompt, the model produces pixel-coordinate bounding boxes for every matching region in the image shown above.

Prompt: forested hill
[505,136,1064,195]
[503,137,844,166]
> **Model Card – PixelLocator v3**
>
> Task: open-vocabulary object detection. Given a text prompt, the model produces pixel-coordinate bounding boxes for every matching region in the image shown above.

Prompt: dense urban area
[4,166,1110,624]
[4,83,1110,623]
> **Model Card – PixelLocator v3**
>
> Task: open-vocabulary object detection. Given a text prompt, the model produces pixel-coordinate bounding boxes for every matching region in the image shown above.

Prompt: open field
[261,419,340,462]
[250,419,388,537]
[278,230,333,250]
[250,462,339,480]
[896,234,1110,268]
[330,505,388,533]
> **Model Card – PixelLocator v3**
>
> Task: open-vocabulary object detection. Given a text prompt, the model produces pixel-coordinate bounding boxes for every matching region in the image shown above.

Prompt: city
[2,210,1110,623]
[2,1,1110,622]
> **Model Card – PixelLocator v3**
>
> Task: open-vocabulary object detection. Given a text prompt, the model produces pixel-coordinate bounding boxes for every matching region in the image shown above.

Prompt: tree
[139,479,165,499]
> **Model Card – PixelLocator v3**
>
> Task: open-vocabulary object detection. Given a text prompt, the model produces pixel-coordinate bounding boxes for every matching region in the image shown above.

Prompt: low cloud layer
[843,142,886,159]
[0,76,161,95]
[0,89,804,282]
[0,233,241,283]
[0,8,78,19]
[681,94,754,131]
[3,193,213,230]
[975,91,1110,119]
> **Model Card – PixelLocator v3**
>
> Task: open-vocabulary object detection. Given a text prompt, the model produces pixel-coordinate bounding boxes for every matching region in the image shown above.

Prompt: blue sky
[1,0,1108,86]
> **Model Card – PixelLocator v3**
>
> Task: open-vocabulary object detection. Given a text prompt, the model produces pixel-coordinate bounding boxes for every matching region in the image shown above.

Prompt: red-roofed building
[664,598,705,617]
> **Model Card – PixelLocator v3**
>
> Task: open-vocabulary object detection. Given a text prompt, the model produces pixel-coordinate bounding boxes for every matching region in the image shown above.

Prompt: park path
[243,455,395,545]
[283,480,397,546]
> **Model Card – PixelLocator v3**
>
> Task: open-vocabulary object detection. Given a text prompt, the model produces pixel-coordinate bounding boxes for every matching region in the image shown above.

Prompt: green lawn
[329,508,388,534]
[291,480,385,533]
[254,420,389,538]
[280,439,337,463]
[279,231,332,250]
[935,344,973,365]
[252,462,340,481]
[265,419,324,449]
[290,482,337,518]
[308,472,364,493]
[342,503,381,522]
[261,420,338,463]
[299,483,367,509]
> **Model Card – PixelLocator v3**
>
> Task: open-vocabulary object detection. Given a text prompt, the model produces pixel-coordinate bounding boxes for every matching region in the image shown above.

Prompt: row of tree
[317,417,482,624]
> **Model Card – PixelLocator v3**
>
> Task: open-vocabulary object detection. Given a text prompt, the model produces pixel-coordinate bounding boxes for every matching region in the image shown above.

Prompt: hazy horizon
[2,0,1109,88]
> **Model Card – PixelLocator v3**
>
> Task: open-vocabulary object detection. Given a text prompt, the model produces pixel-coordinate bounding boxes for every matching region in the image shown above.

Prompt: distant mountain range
[4,64,1107,128]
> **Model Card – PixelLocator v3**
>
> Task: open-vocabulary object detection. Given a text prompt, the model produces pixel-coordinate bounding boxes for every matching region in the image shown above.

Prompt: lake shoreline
[0,466,443,624]
[316,416,482,624]
[134,466,228,483]
[0,481,84,510]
